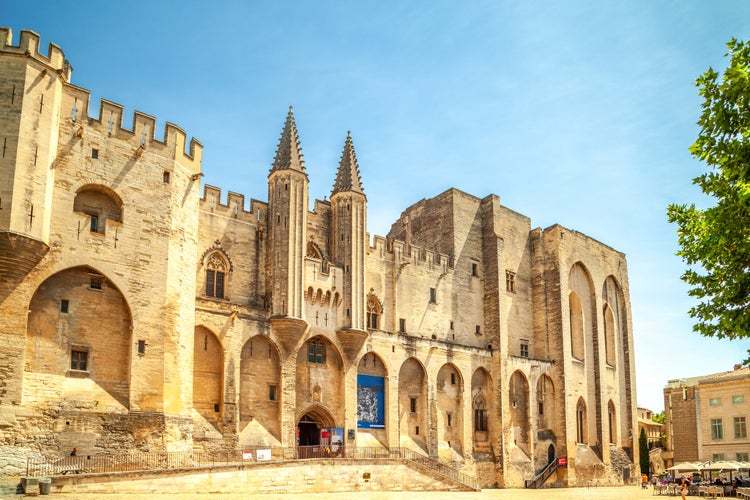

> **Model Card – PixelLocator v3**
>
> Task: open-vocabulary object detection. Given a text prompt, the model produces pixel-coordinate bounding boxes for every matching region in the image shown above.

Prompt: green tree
[667,38,750,357]
[639,427,650,476]
[652,411,665,425]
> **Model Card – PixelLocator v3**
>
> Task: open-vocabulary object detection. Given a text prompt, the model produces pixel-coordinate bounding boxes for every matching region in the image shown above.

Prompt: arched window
[307,241,323,260]
[367,296,381,330]
[73,185,123,235]
[569,292,584,360]
[205,253,228,299]
[604,304,616,366]
[608,400,617,444]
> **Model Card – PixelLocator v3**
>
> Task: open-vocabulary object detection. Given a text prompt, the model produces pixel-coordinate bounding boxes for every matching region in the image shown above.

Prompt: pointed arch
[357,351,388,433]
[603,274,633,449]
[471,367,492,450]
[509,370,531,454]
[239,335,281,438]
[603,303,616,366]
[24,266,132,407]
[536,374,555,431]
[576,397,588,444]
[297,402,337,428]
[437,363,464,455]
[568,262,595,363]
[399,357,428,452]
[306,240,323,260]
[366,292,383,330]
[296,335,345,427]
[569,291,584,360]
[194,326,224,431]
[608,399,617,444]
[73,184,123,234]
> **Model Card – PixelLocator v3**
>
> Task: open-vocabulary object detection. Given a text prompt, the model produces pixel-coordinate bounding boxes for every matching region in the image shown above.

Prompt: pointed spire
[332,131,364,195]
[271,106,305,173]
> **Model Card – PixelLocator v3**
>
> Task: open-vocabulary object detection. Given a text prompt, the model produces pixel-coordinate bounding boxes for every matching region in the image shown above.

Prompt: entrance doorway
[298,415,320,446]
[548,444,556,464]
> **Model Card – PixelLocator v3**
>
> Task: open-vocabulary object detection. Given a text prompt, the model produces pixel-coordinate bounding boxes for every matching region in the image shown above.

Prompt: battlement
[370,235,454,270]
[61,86,203,170]
[200,185,267,224]
[0,28,71,81]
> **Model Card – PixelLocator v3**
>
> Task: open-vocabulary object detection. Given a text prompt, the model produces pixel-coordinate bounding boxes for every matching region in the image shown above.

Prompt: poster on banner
[330,428,343,452]
[242,450,253,460]
[256,449,271,461]
[357,374,385,429]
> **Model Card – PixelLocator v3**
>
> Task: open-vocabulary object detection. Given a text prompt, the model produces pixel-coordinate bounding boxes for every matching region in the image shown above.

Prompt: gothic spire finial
[332,131,364,195]
[271,106,305,173]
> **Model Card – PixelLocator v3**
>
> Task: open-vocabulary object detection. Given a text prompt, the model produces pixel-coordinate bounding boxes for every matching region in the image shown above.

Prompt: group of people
[643,472,741,498]
[643,474,690,499]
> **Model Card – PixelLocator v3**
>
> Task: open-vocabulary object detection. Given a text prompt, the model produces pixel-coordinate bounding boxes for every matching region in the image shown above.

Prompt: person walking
[680,476,688,500]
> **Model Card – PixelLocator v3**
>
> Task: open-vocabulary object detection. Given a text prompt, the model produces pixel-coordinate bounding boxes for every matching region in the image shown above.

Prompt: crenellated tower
[0,28,71,297]
[267,107,309,319]
[330,132,367,331]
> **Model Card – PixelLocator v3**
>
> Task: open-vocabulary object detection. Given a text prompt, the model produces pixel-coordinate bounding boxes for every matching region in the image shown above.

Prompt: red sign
[295,427,300,437]
[558,457,567,466]
[321,430,330,438]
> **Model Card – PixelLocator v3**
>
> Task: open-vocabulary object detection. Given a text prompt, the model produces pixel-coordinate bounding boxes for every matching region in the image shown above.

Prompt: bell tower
[266,107,308,319]
[330,132,367,330]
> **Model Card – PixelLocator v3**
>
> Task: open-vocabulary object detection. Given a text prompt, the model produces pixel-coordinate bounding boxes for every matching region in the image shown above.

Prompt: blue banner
[357,374,385,429]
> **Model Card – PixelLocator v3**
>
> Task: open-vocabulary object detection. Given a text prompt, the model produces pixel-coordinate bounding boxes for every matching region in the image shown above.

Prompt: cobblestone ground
[34,485,660,499]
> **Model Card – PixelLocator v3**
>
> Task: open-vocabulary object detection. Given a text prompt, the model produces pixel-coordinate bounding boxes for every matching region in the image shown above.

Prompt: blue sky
[6,1,750,412]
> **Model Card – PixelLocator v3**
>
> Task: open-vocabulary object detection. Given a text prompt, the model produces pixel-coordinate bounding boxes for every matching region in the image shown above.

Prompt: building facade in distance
[0,28,638,487]
[664,365,750,467]
[637,407,665,475]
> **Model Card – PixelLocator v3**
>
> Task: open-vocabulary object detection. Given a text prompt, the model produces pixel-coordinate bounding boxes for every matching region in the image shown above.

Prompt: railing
[525,458,558,489]
[26,446,479,491]
[392,447,479,491]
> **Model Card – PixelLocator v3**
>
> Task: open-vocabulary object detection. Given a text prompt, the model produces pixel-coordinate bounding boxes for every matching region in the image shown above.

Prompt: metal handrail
[525,458,558,489]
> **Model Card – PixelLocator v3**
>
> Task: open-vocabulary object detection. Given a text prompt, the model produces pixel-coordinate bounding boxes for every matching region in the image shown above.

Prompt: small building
[637,407,665,475]
[664,365,750,467]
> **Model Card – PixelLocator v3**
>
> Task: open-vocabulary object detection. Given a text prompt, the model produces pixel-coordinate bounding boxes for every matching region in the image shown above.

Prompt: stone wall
[43,459,472,495]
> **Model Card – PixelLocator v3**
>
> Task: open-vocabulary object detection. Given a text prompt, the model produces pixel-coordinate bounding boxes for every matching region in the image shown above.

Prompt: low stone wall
[46,459,469,495]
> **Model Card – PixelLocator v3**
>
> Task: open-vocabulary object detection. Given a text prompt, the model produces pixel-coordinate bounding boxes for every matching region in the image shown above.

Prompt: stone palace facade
[0,28,638,487]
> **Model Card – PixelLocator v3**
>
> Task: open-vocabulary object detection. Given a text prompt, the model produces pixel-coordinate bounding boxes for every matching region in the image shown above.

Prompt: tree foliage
[652,411,666,425]
[667,39,750,356]
[639,427,650,476]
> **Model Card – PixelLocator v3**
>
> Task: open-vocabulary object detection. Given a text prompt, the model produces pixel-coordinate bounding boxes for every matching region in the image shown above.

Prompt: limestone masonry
[0,28,638,488]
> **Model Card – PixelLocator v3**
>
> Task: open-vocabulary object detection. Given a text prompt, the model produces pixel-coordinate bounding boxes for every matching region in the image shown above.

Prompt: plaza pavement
[38,485,660,499]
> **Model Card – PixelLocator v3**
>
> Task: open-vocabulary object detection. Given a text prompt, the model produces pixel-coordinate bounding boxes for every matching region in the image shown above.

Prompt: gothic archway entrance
[296,405,340,457]
[548,443,556,464]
